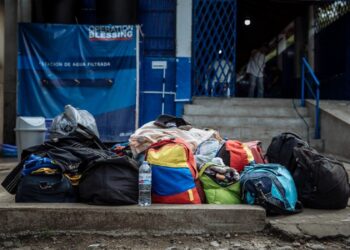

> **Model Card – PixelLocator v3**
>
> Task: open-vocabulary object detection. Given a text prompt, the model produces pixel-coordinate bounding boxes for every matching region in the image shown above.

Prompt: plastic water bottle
[138,161,152,206]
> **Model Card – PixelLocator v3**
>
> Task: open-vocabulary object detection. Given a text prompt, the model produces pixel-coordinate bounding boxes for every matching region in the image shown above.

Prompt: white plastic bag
[50,105,100,138]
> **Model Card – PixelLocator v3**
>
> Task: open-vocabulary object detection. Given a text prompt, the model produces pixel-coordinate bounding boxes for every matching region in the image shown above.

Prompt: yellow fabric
[147,144,188,167]
[188,189,194,201]
[64,174,82,186]
[243,144,255,163]
[31,168,60,175]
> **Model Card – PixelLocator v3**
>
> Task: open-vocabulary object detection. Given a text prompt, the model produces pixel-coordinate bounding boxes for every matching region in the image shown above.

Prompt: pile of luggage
[2,111,349,216]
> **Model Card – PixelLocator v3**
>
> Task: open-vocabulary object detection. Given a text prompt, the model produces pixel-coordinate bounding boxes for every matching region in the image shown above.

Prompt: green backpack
[199,162,241,204]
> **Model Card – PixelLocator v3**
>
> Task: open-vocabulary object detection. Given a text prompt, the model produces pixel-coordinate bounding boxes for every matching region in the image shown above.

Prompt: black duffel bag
[79,156,139,205]
[15,174,76,202]
[293,146,350,209]
[266,132,309,174]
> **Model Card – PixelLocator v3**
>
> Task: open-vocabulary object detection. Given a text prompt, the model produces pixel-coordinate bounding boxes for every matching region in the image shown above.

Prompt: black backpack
[79,156,139,205]
[293,146,350,209]
[265,132,309,174]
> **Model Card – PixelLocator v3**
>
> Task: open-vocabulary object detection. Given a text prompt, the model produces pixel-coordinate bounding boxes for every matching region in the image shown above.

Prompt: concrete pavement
[0,158,16,203]
[269,208,350,239]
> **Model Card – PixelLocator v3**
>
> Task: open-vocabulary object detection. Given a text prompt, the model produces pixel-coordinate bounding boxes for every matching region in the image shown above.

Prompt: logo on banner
[89,25,134,41]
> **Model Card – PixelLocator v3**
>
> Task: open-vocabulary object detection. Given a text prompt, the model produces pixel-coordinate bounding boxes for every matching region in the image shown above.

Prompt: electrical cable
[292,97,310,144]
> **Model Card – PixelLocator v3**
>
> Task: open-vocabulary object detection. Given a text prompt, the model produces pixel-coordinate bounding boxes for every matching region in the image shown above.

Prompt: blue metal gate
[193,0,237,97]
[139,0,177,126]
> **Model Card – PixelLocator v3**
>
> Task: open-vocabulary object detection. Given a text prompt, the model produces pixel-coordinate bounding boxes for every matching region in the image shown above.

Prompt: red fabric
[195,178,206,203]
[243,141,267,164]
[226,140,250,173]
[152,187,201,204]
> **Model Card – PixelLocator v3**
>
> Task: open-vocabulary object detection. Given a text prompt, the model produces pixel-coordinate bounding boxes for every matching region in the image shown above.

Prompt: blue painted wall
[140,57,176,124]
[175,57,192,116]
[138,0,177,126]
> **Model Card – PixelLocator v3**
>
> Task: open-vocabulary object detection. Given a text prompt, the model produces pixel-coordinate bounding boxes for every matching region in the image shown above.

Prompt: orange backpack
[216,140,255,173]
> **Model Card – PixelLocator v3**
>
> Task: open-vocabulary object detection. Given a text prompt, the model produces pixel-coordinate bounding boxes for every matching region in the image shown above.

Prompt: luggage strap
[254,181,302,215]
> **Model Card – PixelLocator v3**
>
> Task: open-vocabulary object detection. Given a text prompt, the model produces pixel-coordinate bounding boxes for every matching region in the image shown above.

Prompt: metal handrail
[301,57,321,139]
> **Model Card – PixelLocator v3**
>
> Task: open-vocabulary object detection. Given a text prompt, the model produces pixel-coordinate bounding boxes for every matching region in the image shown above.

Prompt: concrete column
[294,16,307,79]
[0,0,4,144]
[18,0,31,22]
[4,0,18,144]
[277,34,286,70]
[176,0,192,59]
[307,6,315,70]
[175,0,192,116]
[277,34,287,55]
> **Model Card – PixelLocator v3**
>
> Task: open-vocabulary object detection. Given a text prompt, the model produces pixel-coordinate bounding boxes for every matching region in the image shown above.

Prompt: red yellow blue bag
[146,138,202,204]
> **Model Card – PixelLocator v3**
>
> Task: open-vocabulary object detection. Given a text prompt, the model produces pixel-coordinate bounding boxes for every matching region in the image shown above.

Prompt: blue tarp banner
[18,23,137,141]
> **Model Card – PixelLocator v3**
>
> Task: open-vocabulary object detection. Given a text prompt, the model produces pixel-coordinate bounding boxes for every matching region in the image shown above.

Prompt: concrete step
[0,161,17,182]
[184,105,308,118]
[238,138,323,152]
[310,139,325,153]
[195,126,314,151]
[192,97,301,107]
[183,115,312,129]
[0,204,266,235]
[215,126,311,140]
[240,138,272,150]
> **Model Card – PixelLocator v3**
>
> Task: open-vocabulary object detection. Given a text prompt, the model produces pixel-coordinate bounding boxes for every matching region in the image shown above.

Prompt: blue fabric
[22,154,60,176]
[17,23,137,141]
[151,165,195,196]
[241,164,298,213]
[271,183,284,205]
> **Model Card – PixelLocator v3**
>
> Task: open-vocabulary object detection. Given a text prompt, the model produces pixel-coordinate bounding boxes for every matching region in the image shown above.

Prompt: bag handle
[284,132,310,149]
[282,132,303,140]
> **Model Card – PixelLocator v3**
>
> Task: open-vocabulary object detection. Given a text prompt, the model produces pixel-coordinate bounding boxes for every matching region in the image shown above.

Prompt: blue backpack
[240,164,302,215]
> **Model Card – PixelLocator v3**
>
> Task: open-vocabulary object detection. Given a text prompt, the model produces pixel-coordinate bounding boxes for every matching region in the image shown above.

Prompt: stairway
[183,97,314,150]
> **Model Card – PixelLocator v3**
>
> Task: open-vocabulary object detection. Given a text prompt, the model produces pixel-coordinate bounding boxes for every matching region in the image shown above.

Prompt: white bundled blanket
[129,121,222,156]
